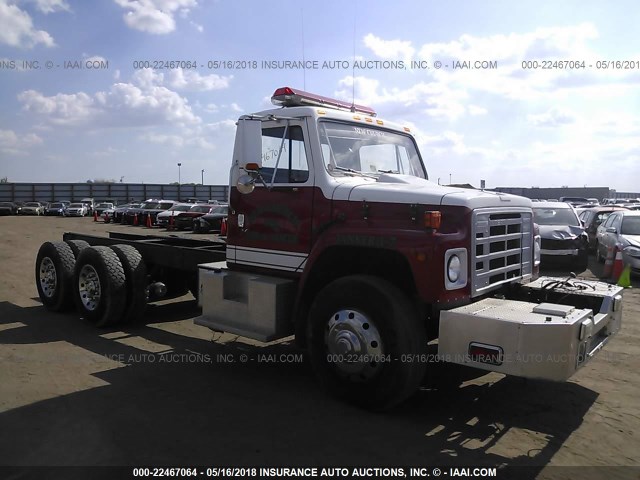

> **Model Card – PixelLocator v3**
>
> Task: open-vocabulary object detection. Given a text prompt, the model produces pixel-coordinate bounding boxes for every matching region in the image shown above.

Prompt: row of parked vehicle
[103,199,229,234]
[533,200,640,276]
[0,198,102,216]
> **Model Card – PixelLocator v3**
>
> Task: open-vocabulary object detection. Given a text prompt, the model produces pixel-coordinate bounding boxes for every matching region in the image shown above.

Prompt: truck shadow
[0,300,598,477]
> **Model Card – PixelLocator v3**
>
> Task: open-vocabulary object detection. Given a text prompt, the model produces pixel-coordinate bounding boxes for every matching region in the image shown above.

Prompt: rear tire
[307,275,427,411]
[35,241,76,312]
[73,246,126,327]
[65,239,90,259]
[109,244,147,325]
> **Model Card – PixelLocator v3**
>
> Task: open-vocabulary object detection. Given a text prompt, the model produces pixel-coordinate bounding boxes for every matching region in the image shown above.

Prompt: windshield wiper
[332,165,377,178]
[377,169,399,174]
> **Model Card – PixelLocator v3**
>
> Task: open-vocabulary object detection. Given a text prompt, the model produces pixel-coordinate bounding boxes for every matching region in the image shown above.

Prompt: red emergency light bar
[271,87,376,117]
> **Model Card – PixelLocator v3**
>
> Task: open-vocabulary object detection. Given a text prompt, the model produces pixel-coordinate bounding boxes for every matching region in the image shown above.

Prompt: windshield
[50,203,63,208]
[96,203,112,208]
[26,202,40,207]
[319,121,426,178]
[533,207,580,226]
[0,202,12,207]
[141,202,159,209]
[69,203,83,208]
[621,217,640,235]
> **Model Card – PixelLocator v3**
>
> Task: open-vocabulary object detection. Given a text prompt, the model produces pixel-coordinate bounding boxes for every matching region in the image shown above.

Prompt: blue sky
[0,0,639,190]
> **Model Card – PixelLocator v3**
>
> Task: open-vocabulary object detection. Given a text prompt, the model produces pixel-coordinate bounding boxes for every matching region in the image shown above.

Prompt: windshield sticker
[353,127,385,137]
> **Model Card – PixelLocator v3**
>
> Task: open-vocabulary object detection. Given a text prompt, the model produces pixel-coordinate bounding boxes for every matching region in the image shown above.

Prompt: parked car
[532,201,589,271]
[94,202,115,216]
[123,199,176,225]
[13,201,25,214]
[595,210,640,276]
[20,202,44,215]
[80,198,95,215]
[578,206,629,251]
[0,202,18,215]
[44,202,67,216]
[65,202,88,217]
[558,196,590,207]
[156,203,192,228]
[173,204,217,230]
[104,202,140,223]
[193,205,229,233]
[138,200,179,226]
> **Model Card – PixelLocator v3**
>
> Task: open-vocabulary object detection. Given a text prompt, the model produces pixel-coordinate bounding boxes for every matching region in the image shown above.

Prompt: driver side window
[261,125,309,184]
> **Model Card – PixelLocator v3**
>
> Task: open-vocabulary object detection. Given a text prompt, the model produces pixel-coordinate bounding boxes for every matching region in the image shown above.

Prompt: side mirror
[606,227,617,234]
[239,118,263,170]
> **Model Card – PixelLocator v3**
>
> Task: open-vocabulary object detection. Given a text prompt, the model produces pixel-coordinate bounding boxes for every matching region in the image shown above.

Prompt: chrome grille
[472,207,533,297]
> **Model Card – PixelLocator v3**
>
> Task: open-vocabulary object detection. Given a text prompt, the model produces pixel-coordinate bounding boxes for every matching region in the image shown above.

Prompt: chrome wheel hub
[325,309,384,380]
[78,264,101,311]
[39,257,57,298]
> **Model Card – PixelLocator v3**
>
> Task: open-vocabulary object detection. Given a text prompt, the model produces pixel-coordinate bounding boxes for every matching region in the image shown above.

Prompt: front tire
[35,241,76,312]
[307,275,427,411]
[73,246,127,327]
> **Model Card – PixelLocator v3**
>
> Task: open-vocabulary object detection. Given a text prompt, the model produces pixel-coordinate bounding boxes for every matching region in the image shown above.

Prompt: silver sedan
[596,210,640,275]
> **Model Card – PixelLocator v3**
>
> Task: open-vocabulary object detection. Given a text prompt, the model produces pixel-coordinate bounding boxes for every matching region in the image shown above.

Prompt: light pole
[177,163,182,200]
[449,173,452,185]
[201,169,205,185]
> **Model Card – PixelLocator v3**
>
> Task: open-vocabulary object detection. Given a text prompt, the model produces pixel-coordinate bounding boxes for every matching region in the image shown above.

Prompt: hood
[621,234,640,247]
[538,224,584,240]
[331,174,531,209]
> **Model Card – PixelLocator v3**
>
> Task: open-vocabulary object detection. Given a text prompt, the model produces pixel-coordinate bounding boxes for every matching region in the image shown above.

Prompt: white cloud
[0,128,42,154]
[18,80,200,128]
[190,20,203,32]
[336,76,467,121]
[468,105,487,116]
[21,0,71,13]
[166,69,232,91]
[229,103,242,112]
[141,119,236,151]
[528,107,576,127]
[113,0,197,34]
[0,0,55,48]
[363,33,415,62]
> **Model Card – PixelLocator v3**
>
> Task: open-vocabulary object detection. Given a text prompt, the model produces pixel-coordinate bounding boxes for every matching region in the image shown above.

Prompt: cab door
[227,118,315,274]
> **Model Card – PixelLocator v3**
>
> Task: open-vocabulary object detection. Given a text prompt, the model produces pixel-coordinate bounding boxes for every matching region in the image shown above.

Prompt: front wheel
[307,275,427,411]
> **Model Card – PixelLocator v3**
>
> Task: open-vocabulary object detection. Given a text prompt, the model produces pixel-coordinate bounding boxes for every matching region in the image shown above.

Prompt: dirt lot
[0,215,639,478]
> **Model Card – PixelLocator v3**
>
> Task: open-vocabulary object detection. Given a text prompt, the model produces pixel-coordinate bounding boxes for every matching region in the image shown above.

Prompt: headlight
[623,246,640,258]
[447,255,461,282]
[444,248,467,290]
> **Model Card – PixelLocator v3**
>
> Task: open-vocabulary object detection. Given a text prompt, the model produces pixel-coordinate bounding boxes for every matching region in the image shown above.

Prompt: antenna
[351,2,357,111]
[301,8,306,90]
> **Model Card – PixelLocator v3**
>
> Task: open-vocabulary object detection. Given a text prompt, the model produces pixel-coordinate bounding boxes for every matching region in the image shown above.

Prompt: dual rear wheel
[35,241,148,326]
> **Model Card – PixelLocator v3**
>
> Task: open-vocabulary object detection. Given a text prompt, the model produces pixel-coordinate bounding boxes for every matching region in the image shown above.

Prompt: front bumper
[439,277,622,381]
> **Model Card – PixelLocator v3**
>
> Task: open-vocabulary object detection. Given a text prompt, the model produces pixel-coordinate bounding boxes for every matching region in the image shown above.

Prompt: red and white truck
[35,87,623,409]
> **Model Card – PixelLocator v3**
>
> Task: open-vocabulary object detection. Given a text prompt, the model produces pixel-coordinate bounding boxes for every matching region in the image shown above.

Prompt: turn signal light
[424,211,442,230]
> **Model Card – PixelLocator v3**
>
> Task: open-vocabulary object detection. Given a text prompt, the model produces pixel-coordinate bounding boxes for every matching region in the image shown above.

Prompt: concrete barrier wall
[0,183,229,204]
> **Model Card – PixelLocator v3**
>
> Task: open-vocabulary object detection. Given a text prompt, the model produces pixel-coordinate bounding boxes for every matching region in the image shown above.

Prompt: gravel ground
[0,215,638,479]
